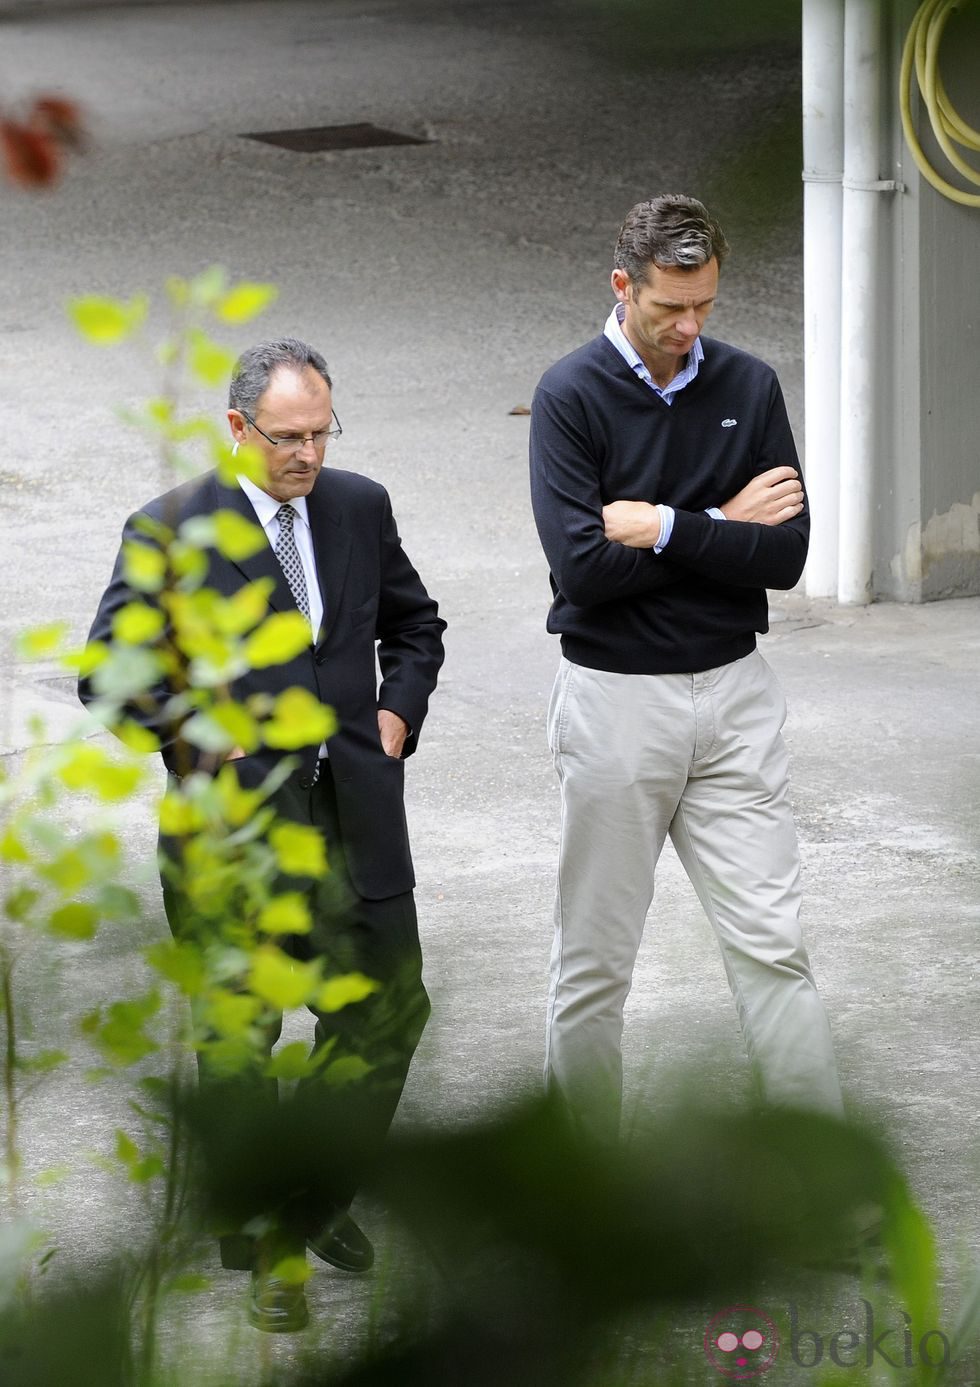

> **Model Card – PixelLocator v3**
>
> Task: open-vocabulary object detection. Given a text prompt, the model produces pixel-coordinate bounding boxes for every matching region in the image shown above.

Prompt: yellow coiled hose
[900,0,980,205]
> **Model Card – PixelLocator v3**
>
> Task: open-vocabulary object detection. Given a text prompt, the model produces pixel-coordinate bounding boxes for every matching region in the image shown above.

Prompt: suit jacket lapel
[306,472,352,650]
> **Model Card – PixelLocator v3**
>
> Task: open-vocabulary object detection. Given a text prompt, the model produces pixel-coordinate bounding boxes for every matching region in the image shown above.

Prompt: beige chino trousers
[545,649,843,1130]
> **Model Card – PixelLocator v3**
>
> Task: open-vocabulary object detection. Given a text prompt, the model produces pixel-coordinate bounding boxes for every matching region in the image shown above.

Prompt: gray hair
[228,338,332,415]
[614,195,730,287]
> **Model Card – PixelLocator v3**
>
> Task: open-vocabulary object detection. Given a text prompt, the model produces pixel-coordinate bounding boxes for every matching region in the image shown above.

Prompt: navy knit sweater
[529,333,809,674]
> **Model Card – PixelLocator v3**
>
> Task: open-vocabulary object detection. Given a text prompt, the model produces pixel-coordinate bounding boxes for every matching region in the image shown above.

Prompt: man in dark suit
[80,338,446,1332]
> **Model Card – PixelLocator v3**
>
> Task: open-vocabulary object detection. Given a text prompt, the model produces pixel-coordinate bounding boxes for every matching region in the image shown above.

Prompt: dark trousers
[160,762,429,1265]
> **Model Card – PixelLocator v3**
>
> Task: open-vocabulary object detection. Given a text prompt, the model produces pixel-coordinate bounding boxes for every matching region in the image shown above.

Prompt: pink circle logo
[704,1306,780,1378]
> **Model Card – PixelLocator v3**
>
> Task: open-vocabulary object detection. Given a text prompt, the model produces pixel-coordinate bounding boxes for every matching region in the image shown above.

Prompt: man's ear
[227,409,248,446]
[610,268,632,304]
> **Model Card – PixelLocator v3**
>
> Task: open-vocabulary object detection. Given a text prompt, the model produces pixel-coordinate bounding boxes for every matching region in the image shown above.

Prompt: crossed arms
[602,465,803,546]
[529,380,809,606]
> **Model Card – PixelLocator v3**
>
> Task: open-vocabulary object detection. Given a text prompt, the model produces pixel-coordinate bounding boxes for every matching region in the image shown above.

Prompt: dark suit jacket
[80,467,446,900]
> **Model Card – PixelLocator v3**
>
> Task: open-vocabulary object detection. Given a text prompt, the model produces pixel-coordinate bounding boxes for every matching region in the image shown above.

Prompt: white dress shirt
[238,474,328,758]
[237,474,324,640]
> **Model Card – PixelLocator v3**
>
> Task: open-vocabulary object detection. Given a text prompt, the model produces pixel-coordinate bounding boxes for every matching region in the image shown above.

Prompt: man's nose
[296,436,318,459]
[676,308,698,336]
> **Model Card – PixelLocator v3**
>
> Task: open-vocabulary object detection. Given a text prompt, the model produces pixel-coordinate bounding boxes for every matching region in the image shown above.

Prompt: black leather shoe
[307,1212,374,1273]
[248,1272,309,1333]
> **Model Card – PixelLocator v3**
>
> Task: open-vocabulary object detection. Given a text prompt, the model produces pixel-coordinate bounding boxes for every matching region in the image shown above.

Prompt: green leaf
[213,509,268,562]
[214,281,279,324]
[113,721,160,755]
[17,623,68,659]
[0,828,30,863]
[35,1166,72,1189]
[145,397,175,426]
[258,893,312,937]
[315,972,379,1013]
[183,702,262,756]
[68,640,108,678]
[244,612,312,669]
[269,1255,311,1285]
[68,294,148,345]
[81,830,122,873]
[269,822,328,879]
[213,580,274,636]
[213,766,264,827]
[95,884,141,921]
[56,744,144,801]
[39,850,92,895]
[204,989,261,1037]
[180,711,236,754]
[211,702,260,753]
[249,946,320,1011]
[883,1195,939,1335]
[167,1273,212,1293]
[2,886,37,922]
[122,540,167,594]
[263,1041,315,1080]
[169,541,209,587]
[90,645,165,701]
[115,1129,139,1166]
[187,329,235,387]
[216,438,267,488]
[128,1097,169,1126]
[165,275,189,308]
[263,688,337,750]
[111,601,165,645]
[158,793,204,836]
[18,1049,69,1074]
[24,820,65,854]
[176,515,213,551]
[132,1155,165,1183]
[146,939,205,996]
[322,1055,374,1085]
[86,994,161,1066]
[48,903,98,940]
[189,264,229,307]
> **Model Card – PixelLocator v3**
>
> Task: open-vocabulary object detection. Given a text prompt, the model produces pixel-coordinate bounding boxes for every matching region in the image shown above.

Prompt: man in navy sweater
[529,194,843,1133]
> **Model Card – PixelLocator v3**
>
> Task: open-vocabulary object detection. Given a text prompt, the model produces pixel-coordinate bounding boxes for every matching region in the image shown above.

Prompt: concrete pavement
[1,2,978,1380]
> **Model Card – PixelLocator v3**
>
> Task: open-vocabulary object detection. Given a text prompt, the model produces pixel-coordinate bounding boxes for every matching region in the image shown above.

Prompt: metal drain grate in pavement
[241,123,430,153]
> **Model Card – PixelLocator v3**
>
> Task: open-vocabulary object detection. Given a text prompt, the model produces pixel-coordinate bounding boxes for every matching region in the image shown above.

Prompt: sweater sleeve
[664,378,809,590]
[529,383,682,608]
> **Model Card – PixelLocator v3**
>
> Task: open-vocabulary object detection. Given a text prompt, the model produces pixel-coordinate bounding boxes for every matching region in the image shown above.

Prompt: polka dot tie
[274,504,310,622]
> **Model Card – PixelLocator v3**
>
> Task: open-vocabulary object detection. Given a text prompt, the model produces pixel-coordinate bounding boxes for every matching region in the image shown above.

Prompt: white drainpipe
[837,0,883,604]
[802,0,845,599]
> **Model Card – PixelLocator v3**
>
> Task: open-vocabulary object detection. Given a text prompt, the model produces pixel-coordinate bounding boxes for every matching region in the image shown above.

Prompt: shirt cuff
[653,504,674,553]
[705,506,726,520]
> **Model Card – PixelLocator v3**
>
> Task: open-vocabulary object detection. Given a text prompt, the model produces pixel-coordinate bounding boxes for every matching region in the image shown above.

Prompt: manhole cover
[241,123,430,152]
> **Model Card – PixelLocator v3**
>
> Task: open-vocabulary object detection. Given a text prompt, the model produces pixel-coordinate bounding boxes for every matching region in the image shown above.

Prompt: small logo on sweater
[721,418,737,428]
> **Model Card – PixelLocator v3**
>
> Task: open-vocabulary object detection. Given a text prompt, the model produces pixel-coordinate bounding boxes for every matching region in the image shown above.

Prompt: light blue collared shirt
[603,301,704,402]
[603,303,725,550]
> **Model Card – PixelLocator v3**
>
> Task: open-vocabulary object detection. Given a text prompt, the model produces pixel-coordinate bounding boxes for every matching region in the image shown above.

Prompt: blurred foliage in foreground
[4,1086,980,1384]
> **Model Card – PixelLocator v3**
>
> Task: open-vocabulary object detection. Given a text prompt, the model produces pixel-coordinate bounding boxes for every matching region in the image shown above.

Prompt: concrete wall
[878,0,980,601]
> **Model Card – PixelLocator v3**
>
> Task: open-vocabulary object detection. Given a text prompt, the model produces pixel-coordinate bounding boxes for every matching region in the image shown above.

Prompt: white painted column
[838,0,882,604]
[802,0,845,598]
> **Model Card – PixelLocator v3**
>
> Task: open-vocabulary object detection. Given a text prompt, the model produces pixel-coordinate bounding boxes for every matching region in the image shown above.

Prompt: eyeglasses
[241,409,343,453]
